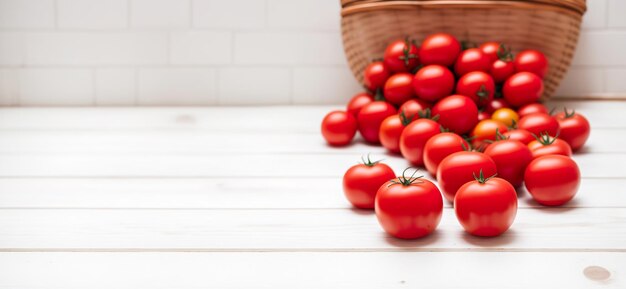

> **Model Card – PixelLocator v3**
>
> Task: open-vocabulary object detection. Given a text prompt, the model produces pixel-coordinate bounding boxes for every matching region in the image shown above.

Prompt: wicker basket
[340,0,586,100]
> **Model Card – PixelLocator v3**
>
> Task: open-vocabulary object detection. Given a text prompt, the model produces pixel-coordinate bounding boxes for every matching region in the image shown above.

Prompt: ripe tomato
[528,133,572,159]
[423,132,469,176]
[455,174,517,237]
[454,48,491,76]
[399,118,441,166]
[321,111,357,146]
[478,111,491,121]
[379,112,412,153]
[456,71,495,107]
[384,72,416,106]
[471,119,508,148]
[384,39,420,73]
[346,92,374,117]
[503,72,544,107]
[491,108,519,127]
[518,103,549,117]
[343,156,396,209]
[437,151,498,202]
[363,61,391,91]
[399,99,431,120]
[503,129,534,145]
[413,65,455,102]
[484,98,511,114]
[484,139,533,187]
[517,112,559,136]
[357,101,397,144]
[491,59,515,83]
[515,50,548,78]
[376,170,443,239]
[553,109,590,151]
[524,155,580,206]
[479,41,501,63]
[419,33,461,67]
[432,95,478,134]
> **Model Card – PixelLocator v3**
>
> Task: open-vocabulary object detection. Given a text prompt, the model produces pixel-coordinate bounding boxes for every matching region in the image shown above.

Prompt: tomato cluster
[323,33,592,239]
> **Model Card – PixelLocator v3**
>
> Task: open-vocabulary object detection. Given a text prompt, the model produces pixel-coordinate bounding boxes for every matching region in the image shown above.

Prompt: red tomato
[517,112,560,136]
[432,95,478,134]
[553,109,590,151]
[399,118,441,166]
[379,112,412,153]
[478,111,491,121]
[515,50,548,78]
[484,139,533,187]
[321,111,357,146]
[456,71,495,107]
[399,99,432,120]
[503,129,534,145]
[363,61,391,91]
[346,92,374,117]
[419,33,461,67]
[518,103,549,117]
[491,59,515,83]
[423,132,469,176]
[384,73,416,106]
[528,134,573,159]
[343,157,396,209]
[376,170,443,239]
[471,119,508,148]
[524,155,580,206]
[479,41,501,63]
[454,48,491,76]
[384,39,420,73]
[455,175,517,237]
[437,151,498,202]
[484,98,511,114]
[503,72,544,107]
[357,101,397,144]
[413,65,455,102]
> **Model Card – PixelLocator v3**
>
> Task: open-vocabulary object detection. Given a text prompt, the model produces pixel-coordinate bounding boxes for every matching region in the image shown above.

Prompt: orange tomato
[471,119,508,149]
[491,108,519,127]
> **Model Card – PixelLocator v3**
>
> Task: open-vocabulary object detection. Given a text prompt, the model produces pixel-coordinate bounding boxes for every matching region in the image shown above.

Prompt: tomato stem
[399,110,413,126]
[563,107,576,118]
[361,153,382,167]
[399,37,418,68]
[473,169,498,184]
[532,131,560,146]
[389,167,424,187]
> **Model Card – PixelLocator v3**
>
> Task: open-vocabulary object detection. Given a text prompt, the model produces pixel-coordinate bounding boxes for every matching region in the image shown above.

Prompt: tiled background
[0,0,624,106]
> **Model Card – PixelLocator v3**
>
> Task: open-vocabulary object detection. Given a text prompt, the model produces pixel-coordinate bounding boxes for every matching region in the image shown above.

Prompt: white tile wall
[0,0,623,106]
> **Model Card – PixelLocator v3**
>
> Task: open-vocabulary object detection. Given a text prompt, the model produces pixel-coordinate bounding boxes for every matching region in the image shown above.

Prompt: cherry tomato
[357,101,397,144]
[419,33,461,67]
[553,109,590,151]
[478,111,491,121]
[456,71,495,107]
[479,41,501,63]
[346,92,374,117]
[484,139,533,187]
[528,134,572,159]
[343,156,396,209]
[517,112,559,136]
[503,129,534,145]
[399,99,432,120]
[376,170,443,239]
[491,59,515,83]
[423,132,469,176]
[518,103,549,117]
[524,155,580,206]
[471,119,508,148]
[503,72,544,107]
[384,39,420,73]
[515,50,548,78]
[399,118,441,166]
[413,65,455,102]
[321,111,357,146]
[432,95,478,134]
[485,98,511,114]
[491,108,519,127]
[454,48,491,76]
[437,151,498,202]
[384,72,416,106]
[379,112,413,153]
[363,61,391,91]
[455,175,517,237]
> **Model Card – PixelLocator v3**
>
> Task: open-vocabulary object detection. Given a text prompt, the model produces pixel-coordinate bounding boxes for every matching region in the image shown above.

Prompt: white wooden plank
[0,208,623,250]
[0,153,620,178]
[0,252,622,289]
[0,178,623,209]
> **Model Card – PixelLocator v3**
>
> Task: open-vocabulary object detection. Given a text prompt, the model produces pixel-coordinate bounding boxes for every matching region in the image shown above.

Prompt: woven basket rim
[340,0,586,15]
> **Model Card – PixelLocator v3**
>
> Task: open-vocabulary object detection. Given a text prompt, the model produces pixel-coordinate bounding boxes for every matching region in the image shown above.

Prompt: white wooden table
[0,100,624,288]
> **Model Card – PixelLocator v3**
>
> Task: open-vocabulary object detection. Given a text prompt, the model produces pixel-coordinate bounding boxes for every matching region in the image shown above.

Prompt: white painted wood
[0,208,624,250]
[0,178,622,209]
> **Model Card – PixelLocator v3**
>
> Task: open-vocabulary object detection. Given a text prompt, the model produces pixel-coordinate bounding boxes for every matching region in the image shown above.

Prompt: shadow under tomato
[522,197,580,212]
[349,207,376,216]
[460,228,518,247]
[382,229,443,248]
